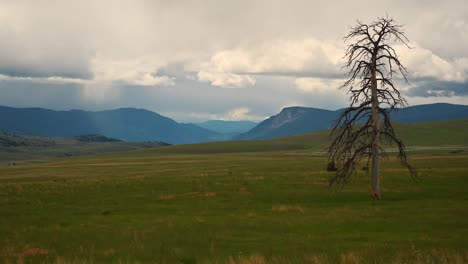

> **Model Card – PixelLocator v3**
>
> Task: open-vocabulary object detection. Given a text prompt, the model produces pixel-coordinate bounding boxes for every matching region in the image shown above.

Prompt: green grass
[1,119,467,163]
[0,150,467,263]
[107,118,468,157]
[0,135,165,164]
[0,119,467,263]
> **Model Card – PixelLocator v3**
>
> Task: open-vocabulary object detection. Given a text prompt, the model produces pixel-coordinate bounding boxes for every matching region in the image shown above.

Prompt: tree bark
[371,55,381,199]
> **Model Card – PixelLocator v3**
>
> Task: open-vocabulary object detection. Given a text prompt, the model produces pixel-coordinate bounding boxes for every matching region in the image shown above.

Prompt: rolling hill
[236,103,468,140]
[0,106,220,144]
[1,103,466,144]
[117,118,468,156]
[5,119,465,164]
[0,132,168,163]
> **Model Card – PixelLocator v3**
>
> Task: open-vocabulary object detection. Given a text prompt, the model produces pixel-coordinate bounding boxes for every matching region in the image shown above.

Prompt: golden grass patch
[159,194,176,200]
[239,186,252,195]
[227,254,267,264]
[340,251,361,264]
[271,205,305,213]
[1,246,49,264]
[246,213,257,219]
[246,176,264,181]
[159,191,217,201]
[195,216,206,223]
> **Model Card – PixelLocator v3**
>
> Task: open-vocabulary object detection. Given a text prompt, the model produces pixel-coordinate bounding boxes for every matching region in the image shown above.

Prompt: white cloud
[197,38,343,88]
[197,71,255,88]
[410,13,468,59]
[183,107,266,122]
[406,95,468,106]
[224,107,260,121]
[0,0,467,119]
[204,39,342,75]
[90,55,175,87]
[294,78,343,93]
[0,74,88,84]
[396,43,468,82]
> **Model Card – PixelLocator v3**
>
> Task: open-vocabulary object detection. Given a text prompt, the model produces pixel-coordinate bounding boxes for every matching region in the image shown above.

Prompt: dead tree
[328,17,416,199]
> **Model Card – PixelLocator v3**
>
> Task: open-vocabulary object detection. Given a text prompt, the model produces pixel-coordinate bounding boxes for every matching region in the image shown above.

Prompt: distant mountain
[236,103,468,140]
[195,120,257,134]
[236,107,337,140]
[390,103,468,123]
[0,106,220,144]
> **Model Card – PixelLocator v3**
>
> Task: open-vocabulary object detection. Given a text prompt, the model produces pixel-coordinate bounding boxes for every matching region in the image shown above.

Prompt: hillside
[236,107,337,140]
[117,118,468,157]
[1,120,467,263]
[1,103,466,145]
[236,103,468,140]
[73,134,122,142]
[0,106,220,144]
[0,133,168,163]
[0,132,55,147]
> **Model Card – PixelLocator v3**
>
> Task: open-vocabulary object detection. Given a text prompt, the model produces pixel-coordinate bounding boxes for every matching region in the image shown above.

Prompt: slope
[114,118,468,157]
[0,106,220,144]
[236,103,468,140]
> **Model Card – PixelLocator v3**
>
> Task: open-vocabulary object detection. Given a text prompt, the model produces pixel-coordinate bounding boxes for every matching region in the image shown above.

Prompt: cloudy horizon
[0,0,467,122]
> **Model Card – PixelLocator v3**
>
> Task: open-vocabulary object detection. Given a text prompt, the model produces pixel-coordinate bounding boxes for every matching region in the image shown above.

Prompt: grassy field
[0,134,166,165]
[121,119,468,156]
[0,120,467,263]
[2,119,467,163]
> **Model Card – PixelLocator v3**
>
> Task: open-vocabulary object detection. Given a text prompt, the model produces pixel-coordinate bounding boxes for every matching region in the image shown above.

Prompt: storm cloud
[0,0,466,121]
[406,81,468,97]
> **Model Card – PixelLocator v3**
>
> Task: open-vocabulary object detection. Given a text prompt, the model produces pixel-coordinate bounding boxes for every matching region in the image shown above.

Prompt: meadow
[0,120,467,263]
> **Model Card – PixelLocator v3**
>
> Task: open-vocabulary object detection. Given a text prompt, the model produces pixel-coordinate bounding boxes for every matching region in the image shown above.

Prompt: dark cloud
[0,76,348,122]
[0,0,466,120]
[0,80,84,109]
[0,66,92,80]
[406,81,468,97]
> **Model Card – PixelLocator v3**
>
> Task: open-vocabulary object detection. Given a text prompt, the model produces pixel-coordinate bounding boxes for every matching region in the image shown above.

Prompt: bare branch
[328,16,415,190]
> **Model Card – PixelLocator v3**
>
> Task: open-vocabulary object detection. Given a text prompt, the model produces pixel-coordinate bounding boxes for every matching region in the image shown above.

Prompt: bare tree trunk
[371,57,381,199]
[328,18,415,198]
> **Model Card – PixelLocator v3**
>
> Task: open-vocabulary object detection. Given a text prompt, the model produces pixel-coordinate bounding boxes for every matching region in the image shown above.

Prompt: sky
[0,0,467,122]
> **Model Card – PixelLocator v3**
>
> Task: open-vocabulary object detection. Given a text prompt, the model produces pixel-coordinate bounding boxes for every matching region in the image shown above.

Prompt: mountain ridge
[1,103,467,144]
[236,103,468,140]
[0,106,220,144]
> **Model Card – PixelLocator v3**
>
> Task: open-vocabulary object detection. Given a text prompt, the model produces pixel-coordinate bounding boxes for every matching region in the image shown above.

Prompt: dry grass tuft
[225,254,301,264]
[239,186,252,195]
[159,194,175,200]
[159,191,216,201]
[340,252,361,264]
[2,246,49,258]
[246,176,264,181]
[196,192,217,198]
[391,248,468,264]
[195,216,206,223]
[271,205,305,213]
[227,254,267,264]
[307,254,329,264]
[102,248,116,256]
[246,213,257,219]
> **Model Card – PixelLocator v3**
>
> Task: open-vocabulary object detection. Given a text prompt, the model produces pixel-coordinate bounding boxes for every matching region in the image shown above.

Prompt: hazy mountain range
[1,103,467,144]
[0,106,219,144]
[235,103,468,140]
